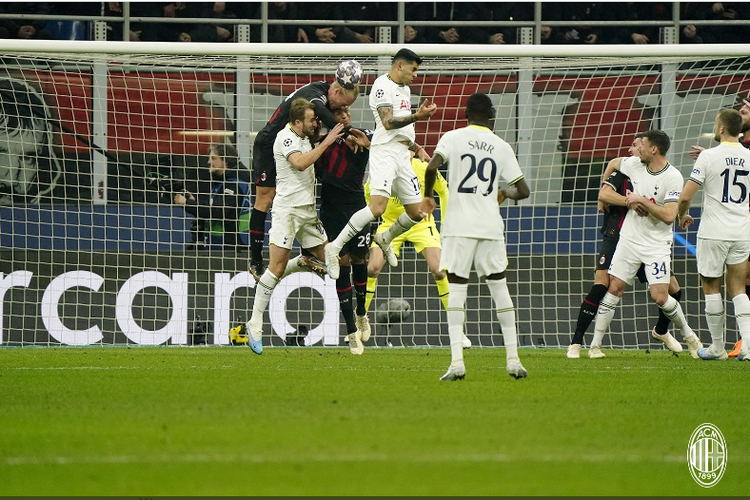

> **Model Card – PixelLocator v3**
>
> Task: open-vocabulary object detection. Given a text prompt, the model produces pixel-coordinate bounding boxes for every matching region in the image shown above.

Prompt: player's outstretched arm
[378,98,438,131]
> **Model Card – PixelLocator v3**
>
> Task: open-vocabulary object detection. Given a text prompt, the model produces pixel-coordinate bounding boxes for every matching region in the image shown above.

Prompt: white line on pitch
[4,451,726,467]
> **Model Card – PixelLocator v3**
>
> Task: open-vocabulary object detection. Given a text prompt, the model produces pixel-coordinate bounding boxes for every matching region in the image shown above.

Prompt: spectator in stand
[207,2,260,42]
[159,2,234,43]
[106,2,162,42]
[680,23,704,44]
[298,3,374,43]
[602,2,670,44]
[0,2,52,40]
[403,2,430,43]
[539,25,564,45]
[345,2,393,44]
[486,3,534,45]
[542,2,605,44]
[694,2,750,43]
[421,2,493,45]
[259,2,307,43]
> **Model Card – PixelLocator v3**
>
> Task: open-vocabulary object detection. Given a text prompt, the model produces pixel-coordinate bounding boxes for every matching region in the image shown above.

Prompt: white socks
[659,295,692,339]
[446,283,468,367]
[592,292,620,348]
[704,293,724,351]
[247,269,280,340]
[487,278,519,360]
[282,255,304,279]
[732,294,750,354]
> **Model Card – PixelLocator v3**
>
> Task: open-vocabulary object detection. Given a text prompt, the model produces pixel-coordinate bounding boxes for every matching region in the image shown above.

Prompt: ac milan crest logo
[687,423,727,488]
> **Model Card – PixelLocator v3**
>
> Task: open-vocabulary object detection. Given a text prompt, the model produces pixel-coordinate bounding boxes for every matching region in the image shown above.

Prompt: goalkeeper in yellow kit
[365,155,471,348]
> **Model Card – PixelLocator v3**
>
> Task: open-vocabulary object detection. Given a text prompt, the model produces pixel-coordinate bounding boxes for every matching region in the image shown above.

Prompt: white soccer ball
[375,298,412,324]
[335,59,363,89]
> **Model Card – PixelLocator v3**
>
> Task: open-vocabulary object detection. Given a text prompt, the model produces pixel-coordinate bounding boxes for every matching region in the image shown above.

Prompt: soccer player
[568,134,684,358]
[315,105,373,355]
[590,130,703,359]
[420,92,530,381]
[249,77,359,280]
[691,97,750,356]
[324,48,438,280]
[240,98,345,354]
[364,153,472,348]
[677,108,750,361]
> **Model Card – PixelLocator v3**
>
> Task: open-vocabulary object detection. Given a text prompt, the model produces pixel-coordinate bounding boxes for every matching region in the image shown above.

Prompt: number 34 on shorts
[648,260,668,278]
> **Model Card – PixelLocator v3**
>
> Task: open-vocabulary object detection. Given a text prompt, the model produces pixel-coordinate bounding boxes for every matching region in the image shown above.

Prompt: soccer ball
[335,60,363,89]
[375,298,412,324]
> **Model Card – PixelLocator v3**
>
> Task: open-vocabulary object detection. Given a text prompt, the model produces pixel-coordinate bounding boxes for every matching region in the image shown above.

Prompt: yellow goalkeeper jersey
[365,158,449,228]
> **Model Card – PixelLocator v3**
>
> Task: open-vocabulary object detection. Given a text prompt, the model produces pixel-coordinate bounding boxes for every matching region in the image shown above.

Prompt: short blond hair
[331,80,359,98]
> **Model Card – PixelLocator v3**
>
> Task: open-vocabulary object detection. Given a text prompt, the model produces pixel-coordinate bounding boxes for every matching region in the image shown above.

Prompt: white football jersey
[619,155,683,246]
[369,74,415,147]
[434,125,524,239]
[690,142,750,241]
[273,124,316,209]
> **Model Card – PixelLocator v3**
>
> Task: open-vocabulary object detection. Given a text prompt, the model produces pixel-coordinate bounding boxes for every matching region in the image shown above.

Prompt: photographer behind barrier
[173,144,252,251]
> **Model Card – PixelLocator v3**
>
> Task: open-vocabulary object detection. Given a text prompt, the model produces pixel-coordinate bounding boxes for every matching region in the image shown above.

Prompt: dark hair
[633,132,645,140]
[718,108,743,137]
[208,143,238,169]
[289,97,314,125]
[642,129,671,155]
[465,93,494,121]
[392,48,422,66]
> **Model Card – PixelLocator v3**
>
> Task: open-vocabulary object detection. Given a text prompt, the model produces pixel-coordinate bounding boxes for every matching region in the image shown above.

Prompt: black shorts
[596,236,647,283]
[252,134,276,188]
[320,202,369,258]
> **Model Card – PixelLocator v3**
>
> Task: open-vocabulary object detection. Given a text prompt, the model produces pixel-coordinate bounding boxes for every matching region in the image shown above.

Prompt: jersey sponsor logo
[692,168,701,175]
[399,99,411,110]
[224,188,235,195]
[668,191,680,197]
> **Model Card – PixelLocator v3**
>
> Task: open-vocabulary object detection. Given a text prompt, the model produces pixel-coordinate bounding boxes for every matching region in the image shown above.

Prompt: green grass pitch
[0,346,746,496]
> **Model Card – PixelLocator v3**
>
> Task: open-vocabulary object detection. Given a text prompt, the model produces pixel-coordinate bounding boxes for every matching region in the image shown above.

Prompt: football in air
[375,298,412,324]
[335,59,363,89]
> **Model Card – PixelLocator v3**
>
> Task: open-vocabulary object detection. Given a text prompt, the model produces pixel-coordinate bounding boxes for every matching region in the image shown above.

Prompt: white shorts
[368,143,422,206]
[608,237,671,286]
[268,204,327,250]
[696,238,750,278]
[441,236,508,279]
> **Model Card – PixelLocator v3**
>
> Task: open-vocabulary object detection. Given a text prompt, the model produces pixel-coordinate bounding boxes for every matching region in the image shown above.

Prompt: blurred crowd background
[1,2,748,44]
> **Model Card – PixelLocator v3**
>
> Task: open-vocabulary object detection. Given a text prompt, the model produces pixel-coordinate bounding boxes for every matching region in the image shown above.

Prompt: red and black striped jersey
[316,128,373,206]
